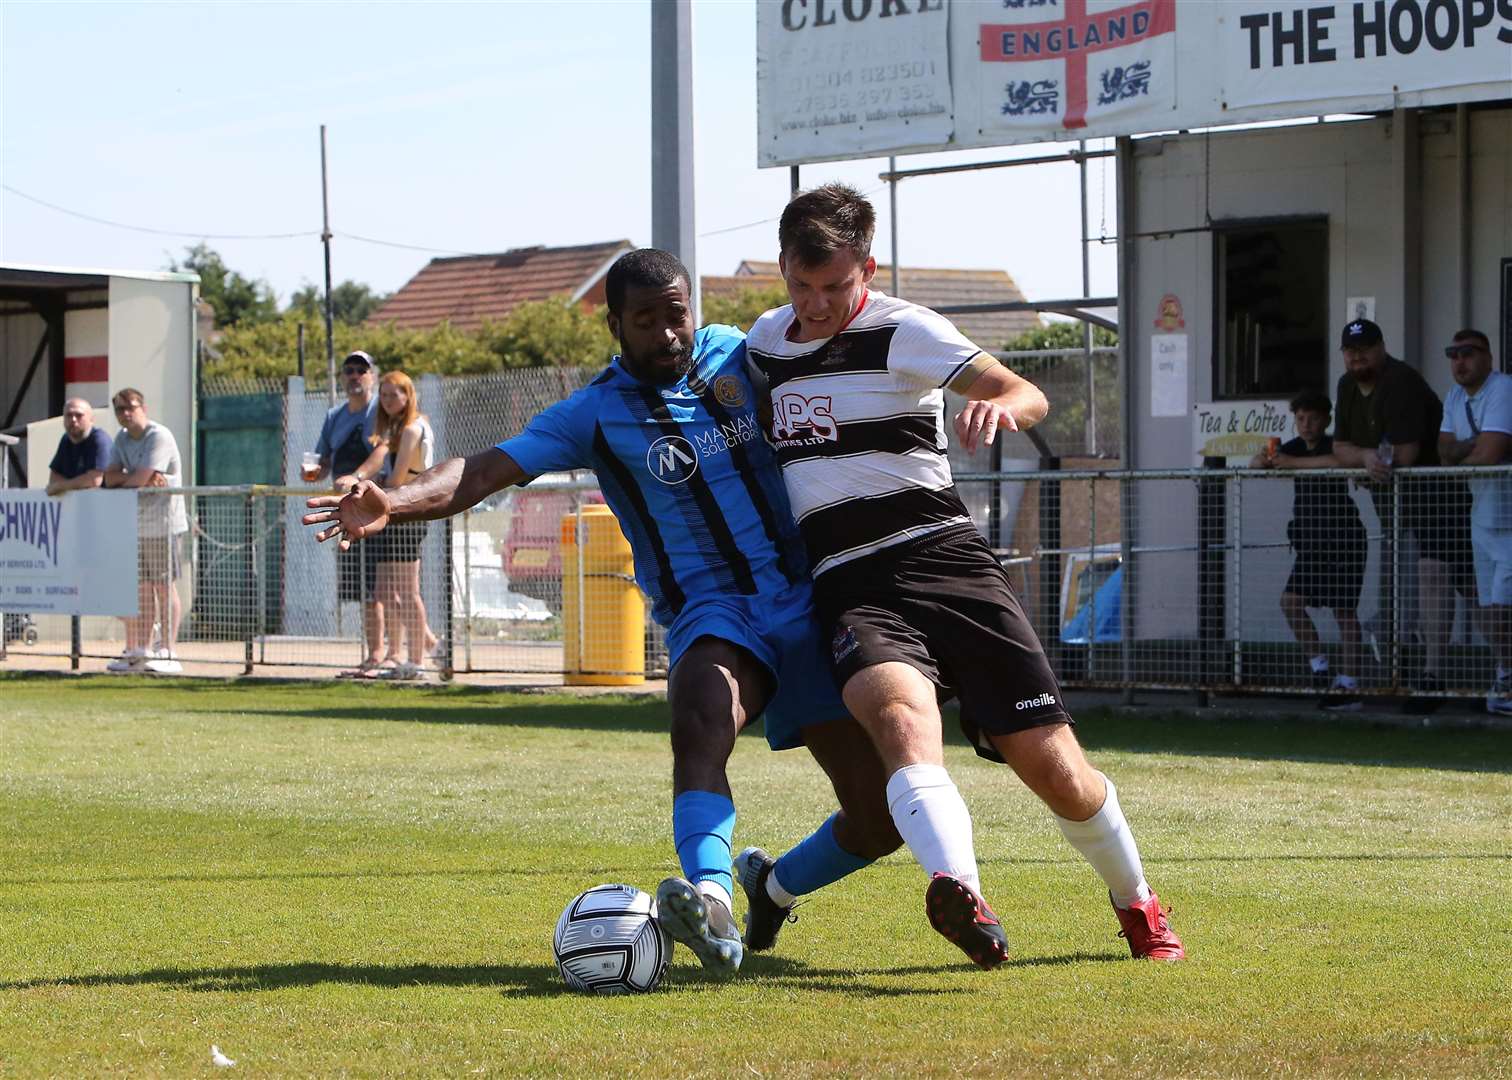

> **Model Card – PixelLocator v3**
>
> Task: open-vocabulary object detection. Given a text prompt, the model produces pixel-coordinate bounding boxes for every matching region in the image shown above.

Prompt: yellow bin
[561,503,645,686]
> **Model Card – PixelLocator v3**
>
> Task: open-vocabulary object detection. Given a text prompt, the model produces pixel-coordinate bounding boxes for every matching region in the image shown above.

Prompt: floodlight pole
[320,124,336,406]
[650,0,698,321]
[1080,139,1095,455]
[888,156,900,297]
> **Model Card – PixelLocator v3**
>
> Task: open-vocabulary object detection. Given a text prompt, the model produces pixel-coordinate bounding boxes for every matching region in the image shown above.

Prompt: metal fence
[7,465,1510,711]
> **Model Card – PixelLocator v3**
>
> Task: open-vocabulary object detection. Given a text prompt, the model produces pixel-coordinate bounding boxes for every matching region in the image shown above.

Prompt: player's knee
[668,704,737,767]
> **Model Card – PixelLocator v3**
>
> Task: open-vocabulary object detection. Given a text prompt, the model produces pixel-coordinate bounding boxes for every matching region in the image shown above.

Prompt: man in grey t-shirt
[103,387,188,674]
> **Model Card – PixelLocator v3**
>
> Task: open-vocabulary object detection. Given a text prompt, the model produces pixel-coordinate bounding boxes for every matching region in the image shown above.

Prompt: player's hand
[953,400,1018,453]
[303,480,391,551]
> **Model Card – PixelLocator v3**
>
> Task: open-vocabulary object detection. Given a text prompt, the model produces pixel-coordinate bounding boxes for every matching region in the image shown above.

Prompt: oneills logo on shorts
[1015,692,1056,711]
[647,435,699,485]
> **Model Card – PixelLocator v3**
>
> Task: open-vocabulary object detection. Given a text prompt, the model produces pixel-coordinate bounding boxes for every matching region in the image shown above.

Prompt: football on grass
[553,883,672,995]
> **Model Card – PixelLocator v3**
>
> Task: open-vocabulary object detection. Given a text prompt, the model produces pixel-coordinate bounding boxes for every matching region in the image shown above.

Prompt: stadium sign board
[757,0,1512,166]
[0,491,138,616]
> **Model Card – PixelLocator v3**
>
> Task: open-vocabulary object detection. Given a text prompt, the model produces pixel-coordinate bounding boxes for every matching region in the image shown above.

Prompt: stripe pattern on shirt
[747,291,984,576]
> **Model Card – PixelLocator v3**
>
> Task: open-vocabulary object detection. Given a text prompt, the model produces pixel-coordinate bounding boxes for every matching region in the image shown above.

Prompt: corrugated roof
[732,260,1044,350]
[369,241,633,331]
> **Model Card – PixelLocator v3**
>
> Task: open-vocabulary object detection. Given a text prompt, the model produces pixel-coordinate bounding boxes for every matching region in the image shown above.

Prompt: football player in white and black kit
[742,183,1184,967]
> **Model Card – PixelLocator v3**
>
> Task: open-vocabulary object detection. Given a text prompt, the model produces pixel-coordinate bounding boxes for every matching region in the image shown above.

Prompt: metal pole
[888,156,900,298]
[1115,136,1136,702]
[320,125,336,406]
[442,516,454,681]
[650,0,698,320]
[1080,139,1096,456]
[243,494,255,676]
[462,509,473,673]
[297,322,306,380]
[790,166,800,196]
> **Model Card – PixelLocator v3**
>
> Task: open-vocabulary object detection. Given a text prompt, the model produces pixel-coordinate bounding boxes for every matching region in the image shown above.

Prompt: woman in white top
[357,371,437,678]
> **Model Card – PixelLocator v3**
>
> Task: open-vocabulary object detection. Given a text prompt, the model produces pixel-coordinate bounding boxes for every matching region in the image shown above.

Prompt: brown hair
[779,183,876,268]
[111,388,145,408]
[375,371,419,457]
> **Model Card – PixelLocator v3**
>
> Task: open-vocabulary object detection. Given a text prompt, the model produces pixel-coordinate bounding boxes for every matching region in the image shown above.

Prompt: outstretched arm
[953,362,1050,452]
[303,448,527,550]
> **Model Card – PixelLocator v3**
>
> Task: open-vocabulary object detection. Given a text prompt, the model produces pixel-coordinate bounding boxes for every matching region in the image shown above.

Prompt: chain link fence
[8,466,1511,713]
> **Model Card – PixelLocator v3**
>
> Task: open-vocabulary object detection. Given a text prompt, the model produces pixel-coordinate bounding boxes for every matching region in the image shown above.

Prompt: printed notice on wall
[1150,333,1187,417]
[757,0,953,165]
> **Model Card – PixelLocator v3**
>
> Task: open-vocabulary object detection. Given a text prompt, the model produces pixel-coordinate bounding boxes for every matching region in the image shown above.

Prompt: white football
[553,883,672,995]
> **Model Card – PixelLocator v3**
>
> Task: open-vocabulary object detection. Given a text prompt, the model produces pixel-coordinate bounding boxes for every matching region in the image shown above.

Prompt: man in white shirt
[1438,329,1512,714]
[745,183,1183,965]
[103,388,188,674]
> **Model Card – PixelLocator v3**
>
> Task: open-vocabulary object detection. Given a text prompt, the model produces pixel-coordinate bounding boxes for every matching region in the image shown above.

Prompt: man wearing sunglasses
[1438,330,1512,715]
[102,389,188,674]
[309,350,384,675]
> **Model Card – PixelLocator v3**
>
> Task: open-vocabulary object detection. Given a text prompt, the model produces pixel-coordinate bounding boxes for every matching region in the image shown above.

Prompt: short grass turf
[0,673,1508,1078]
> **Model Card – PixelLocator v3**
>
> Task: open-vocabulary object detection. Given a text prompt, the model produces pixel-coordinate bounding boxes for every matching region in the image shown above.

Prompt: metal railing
[6,465,1509,705]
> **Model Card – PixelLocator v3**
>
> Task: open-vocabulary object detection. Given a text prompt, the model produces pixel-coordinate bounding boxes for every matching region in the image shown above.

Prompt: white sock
[765,871,797,908]
[885,763,980,894]
[1309,654,1329,674]
[1054,772,1151,909]
[1334,674,1357,689]
[696,879,732,914]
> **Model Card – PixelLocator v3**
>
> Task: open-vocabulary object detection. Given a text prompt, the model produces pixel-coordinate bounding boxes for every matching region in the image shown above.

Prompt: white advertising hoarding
[757,0,1512,165]
[0,491,138,615]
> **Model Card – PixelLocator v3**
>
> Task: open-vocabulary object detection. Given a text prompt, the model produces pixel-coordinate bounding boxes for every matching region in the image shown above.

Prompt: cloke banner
[0,491,138,616]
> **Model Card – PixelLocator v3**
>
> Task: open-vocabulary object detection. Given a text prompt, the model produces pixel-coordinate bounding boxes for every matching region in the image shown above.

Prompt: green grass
[1,674,1509,1077]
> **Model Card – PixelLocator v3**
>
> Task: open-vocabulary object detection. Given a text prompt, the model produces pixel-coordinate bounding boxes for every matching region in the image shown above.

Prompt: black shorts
[1286,525,1366,611]
[373,519,429,564]
[337,543,377,603]
[813,525,1071,763]
[1403,478,1475,583]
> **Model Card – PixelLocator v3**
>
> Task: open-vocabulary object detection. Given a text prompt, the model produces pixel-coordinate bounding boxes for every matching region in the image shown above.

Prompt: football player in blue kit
[305,249,901,977]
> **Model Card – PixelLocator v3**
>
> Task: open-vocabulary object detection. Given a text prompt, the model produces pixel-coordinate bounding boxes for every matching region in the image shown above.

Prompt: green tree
[1004,319,1117,352]
[476,296,616,369]
[288,281,390,325]
[702,282,790,332]
[171,243,278,327]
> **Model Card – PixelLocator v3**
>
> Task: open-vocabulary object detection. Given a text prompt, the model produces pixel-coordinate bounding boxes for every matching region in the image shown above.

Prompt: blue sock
[672,790,736,899]
[772,813,873,897]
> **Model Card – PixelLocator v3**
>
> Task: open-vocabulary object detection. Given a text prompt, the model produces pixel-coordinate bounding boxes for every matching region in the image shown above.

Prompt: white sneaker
[145,651,183,674]
[106,649,147,673]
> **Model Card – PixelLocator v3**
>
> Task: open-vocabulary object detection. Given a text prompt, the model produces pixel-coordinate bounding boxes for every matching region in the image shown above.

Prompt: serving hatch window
[1214,218,1328,400]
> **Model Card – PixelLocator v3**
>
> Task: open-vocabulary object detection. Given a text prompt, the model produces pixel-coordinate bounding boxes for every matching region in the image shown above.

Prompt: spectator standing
[1253,391,1368,709]
[46,398,112,494]
[102,388,188,674]
[310,350,385,676]
[1438,329,1512,715]
[354,371,437,679]
[1329,319,1473,706]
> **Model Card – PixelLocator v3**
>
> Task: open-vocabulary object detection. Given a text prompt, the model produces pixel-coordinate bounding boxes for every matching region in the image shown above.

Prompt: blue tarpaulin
[1060,565,1123,645]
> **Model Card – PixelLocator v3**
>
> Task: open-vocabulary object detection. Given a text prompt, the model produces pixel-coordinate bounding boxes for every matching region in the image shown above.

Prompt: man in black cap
[308,350,385,674]
[1331,319,1473,709]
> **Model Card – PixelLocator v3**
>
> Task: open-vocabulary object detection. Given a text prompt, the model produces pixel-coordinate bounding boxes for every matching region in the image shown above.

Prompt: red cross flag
[976,0,1176,137]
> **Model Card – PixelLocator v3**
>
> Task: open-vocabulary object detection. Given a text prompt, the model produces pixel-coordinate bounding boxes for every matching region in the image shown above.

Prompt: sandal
[360,658,400,680]
[338,658,384,679]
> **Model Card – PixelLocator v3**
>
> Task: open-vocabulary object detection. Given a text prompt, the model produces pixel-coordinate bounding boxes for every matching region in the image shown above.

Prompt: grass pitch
[1,674,1508,1077]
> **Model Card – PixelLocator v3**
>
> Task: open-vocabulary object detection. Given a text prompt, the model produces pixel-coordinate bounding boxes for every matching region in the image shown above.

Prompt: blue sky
[1,1,1117,308]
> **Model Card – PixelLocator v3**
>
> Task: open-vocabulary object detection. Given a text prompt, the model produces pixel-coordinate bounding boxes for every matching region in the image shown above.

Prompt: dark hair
[604,249,690,317]
[1453,328,1491,351]
[779,183,876,267]
[112,387,145,408]
[1289,390,1332,416]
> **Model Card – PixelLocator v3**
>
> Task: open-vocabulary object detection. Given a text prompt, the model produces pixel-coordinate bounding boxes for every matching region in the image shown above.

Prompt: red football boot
[1112,892,1185,960]
[925,873,1010,970]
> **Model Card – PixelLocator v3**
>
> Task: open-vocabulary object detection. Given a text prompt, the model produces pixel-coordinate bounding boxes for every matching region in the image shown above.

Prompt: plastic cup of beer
[1266,436,1280,461]
[301,452,321,482]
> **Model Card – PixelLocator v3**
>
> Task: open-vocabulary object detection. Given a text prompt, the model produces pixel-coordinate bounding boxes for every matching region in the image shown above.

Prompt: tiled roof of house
[368,241,633,331]
[730,260,1044,350]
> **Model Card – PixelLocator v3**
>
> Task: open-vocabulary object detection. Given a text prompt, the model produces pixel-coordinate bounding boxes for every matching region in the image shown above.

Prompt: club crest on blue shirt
[647,435,699,485]
[712,375,746,408]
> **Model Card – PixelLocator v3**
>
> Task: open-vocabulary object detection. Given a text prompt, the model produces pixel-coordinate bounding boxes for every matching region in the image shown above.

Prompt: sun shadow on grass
[0,961,571,996]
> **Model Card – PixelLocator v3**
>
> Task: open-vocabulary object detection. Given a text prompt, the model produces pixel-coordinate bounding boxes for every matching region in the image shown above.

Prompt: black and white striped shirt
[747,290,994,576]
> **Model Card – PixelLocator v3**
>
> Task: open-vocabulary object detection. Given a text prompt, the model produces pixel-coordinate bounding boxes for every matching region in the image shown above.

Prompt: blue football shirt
[496,325,807,625]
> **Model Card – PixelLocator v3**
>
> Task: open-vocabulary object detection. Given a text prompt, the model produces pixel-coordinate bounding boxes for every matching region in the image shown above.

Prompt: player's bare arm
[952,362,1049,452]
[303,448,526,550]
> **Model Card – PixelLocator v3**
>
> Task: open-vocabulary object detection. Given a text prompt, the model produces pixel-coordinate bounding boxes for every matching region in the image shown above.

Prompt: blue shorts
[665,582,848,752]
